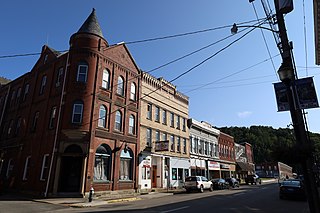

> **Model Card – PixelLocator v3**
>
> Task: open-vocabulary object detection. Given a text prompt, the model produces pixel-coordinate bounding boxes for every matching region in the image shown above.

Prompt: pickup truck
[245,174,262,185]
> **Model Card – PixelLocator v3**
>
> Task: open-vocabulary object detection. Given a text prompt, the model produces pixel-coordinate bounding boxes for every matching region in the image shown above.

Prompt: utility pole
[274,0,320,212]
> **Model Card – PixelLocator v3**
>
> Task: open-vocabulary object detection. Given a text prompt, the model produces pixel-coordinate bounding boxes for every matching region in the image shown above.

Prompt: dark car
[211,178,229,190]
[245,174,262,185]
[225,177,239,188]
[279,179,306,200]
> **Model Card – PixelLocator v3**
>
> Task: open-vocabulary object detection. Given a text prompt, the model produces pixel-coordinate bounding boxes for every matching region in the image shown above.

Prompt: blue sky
[1,1,319,133]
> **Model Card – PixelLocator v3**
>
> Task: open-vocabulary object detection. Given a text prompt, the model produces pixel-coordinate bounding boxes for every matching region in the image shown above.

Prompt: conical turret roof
[77,8,104,38]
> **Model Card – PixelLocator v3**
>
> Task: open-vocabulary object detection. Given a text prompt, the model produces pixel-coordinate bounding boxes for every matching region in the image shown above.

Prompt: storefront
[190,158,206,177]
[208,161,220,179]
[170,157,190,188]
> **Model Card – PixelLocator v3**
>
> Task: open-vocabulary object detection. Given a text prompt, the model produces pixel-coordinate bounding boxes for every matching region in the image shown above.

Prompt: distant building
[139,72,189,191]
[255,162,293,179]
[234,142,255,180]
[218,132,236,178]
[0,9,141,197]
[188,119,220,179]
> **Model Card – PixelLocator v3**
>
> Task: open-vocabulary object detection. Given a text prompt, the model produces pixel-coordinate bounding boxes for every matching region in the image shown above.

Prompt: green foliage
[219,126,320,166]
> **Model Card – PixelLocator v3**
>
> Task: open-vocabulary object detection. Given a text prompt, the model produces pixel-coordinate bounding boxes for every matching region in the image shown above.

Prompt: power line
[251,0,278,81]
[123,18,267,45]
[184,54,280,94]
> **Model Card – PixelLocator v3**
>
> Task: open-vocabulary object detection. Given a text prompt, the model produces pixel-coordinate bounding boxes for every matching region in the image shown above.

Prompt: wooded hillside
[219,126,320,166]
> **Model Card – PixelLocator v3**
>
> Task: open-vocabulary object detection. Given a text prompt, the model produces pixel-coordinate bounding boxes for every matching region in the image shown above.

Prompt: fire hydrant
[88,186,94,202]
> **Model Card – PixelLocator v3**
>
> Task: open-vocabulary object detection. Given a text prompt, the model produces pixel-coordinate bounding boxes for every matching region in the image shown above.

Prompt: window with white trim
[115,110,122,131]
[40,154,49,181]
[102,69,110,89]
[39,75,47,95]
[119,149,133,181]
[49,106,57,129]
[117,76,124,96]
[98,105,107,128]
[130,82,136,100]
[23,156,31,181]
[129,115,135,134]
[6,159,13,178]
[77,62,88,83]
[72,101,83,124]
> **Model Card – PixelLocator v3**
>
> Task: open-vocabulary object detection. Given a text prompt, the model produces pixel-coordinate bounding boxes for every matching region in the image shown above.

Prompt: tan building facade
[138,72,189,191]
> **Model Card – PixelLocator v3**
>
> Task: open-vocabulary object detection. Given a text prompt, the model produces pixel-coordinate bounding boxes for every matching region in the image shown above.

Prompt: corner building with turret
[0,9,141,197]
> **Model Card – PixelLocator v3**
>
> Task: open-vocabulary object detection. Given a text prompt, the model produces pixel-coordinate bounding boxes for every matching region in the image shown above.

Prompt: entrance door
[152,165,157,188]
[58,145,83,193]
[58,156,82,192]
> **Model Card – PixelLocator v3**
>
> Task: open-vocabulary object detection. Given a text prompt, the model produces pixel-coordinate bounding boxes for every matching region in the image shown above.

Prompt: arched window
[98,105,107,128]
[119,149,133,181]
[130,82,136,100]
[77,61,88,83]
[115,110,122,131]
[102,69,110,89]
[72,100,83,124]
[94,144,111,181]
[128,115,135,134]
[117,76,124,96]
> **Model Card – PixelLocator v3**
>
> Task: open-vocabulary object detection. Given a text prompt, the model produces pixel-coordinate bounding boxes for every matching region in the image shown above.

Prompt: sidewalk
[33,189,185,208]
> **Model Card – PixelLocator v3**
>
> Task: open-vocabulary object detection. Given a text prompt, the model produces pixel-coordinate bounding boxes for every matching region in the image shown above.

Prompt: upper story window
[77,62,88,83]
[170,135,175,151]
[72,101,83,124]
[98,105,107,128]
[177,137,181,152]
[162,132,167,141]
[6,159,13,178]
[56,67,64,87]
[23,84,29,101]
[170,112,174,127]
[155,106,160,122]
[147,104,152,120]
[16,87,21,103]
[183,138,187,153]
[176,115,180,129]
[129,115,135,135]
[182,118,186,131]
[155,130,160,142]
[7,119,14,136]
[15,117,22,136]
[39,75,47,95]
[102,69,110,89]
[31,111,40,132]
[162,110,167,125]
[10,90,15,105]
[130,82,136,101]
[44,55,48,64]
[49,106,57,129]
[117,76,124,96]
[115,110,122,131]
[146,128,152,147]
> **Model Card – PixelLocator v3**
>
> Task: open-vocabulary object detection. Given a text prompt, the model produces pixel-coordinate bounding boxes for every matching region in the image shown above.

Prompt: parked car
[184,176,213,193]
[279,179,306,200]
[211,178,229,190]
[245,174,262,185]
[225,177,239,188]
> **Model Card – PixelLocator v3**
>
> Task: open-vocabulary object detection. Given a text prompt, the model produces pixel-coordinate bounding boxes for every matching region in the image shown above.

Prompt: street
[0,182,310,213]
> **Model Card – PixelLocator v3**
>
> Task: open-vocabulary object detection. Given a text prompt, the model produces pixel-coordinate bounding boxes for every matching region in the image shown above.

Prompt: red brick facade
[0,9,140,197]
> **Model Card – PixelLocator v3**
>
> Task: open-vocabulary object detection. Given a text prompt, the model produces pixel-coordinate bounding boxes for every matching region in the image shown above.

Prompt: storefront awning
[236,162,254,172]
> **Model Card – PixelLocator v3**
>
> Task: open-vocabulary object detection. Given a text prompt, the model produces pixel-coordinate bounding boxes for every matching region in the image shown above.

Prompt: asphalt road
[0,182,310,213]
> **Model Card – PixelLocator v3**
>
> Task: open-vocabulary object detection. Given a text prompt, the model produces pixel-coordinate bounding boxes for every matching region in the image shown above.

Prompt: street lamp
[231,23,278,35]
[277,62,294,83]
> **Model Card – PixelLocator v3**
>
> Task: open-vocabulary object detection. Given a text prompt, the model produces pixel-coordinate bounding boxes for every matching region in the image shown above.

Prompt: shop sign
[143,159,151,168]
[208,161,220,170]
[220,163,230,169]
[155,140,169,151]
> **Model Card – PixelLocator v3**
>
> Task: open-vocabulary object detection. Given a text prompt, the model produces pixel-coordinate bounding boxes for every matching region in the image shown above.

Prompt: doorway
[152,165,157,188]
[58,145,83,192]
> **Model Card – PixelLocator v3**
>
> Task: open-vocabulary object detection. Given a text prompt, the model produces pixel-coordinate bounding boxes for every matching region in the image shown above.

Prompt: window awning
[236,162,254,172]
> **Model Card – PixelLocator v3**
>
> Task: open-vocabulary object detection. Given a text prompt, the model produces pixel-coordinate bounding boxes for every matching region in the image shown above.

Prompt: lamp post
[232,1,320,212]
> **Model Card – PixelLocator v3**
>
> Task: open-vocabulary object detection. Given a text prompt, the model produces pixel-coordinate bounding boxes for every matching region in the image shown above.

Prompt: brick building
[0,9,140,197]
[218,132,236,178]
[138,72,189,191]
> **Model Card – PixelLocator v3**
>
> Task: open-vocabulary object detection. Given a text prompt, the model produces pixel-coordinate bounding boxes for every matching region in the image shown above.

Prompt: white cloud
[237,111,252,118]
